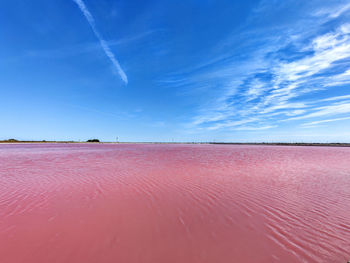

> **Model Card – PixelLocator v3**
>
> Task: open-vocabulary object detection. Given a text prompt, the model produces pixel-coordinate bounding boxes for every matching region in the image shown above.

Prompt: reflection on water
[0,143,349,263]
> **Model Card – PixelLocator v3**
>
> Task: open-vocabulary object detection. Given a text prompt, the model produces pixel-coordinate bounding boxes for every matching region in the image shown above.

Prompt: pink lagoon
[0,143,349,263]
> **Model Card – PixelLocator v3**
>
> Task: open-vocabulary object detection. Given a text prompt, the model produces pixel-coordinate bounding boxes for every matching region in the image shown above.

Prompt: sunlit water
[0,143,349,263]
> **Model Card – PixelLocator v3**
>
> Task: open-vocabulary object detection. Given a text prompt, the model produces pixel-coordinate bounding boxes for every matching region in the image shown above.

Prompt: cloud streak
[302,116,350,127]
[72,0,128,84]
[287,102,350,121]
[162,1,350,133]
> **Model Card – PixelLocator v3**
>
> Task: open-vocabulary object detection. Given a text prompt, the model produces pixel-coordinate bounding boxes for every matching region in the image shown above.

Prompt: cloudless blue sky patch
[1,0,350,142]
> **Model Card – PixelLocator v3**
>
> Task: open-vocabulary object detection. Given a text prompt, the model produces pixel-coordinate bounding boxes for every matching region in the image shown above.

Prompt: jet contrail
[72,0,128,84]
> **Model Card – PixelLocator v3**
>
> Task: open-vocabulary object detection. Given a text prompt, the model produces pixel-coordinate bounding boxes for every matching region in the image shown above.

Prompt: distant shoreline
[1,140,350,147]
[209,142,350,147]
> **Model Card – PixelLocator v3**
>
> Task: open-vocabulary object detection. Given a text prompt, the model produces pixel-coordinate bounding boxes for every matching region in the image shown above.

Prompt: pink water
[0,143,349,263]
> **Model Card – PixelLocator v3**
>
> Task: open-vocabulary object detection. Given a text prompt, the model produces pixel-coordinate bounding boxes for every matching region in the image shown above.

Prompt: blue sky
[1,0,350,142]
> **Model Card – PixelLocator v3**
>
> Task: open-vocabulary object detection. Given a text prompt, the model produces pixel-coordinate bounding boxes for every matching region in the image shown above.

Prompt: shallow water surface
[0,143,349,262]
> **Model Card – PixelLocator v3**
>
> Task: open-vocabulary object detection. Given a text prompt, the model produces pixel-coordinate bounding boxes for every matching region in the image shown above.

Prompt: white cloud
[260,102,307,114]
[219,25,349,127]
[275,28,350,85]
[172,2,350,133]
[206,118,257,131]
[72,0,128,84]
[320,94,350,102]
[315,3,350,19]
[324,69,350,87]
[285,109,306,116]
[288,102,350,121]
[302,116,350,126]
[328,3,350,18]
[340,23,350,34]
[234,125,277,131]
[246,79,267,101]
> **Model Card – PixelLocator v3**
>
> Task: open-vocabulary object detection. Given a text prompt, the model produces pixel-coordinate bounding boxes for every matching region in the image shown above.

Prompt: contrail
[72,0,128,84]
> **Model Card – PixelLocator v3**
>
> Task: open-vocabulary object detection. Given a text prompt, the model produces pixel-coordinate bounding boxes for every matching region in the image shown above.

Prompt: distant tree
[87,139,100,143]
[8,139,18,142]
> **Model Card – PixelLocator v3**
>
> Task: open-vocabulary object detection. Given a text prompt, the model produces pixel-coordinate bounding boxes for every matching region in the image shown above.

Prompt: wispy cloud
[324,68,350,87]
[287,102,350,121]
[235,125,277,131]
[162,1,350,133]
[320,94,350,102]
[302,116,350,127]
[72,0,128,84]
[315,2,350,18]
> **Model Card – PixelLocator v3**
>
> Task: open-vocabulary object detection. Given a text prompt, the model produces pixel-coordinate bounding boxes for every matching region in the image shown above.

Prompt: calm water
[0,143,349,263]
